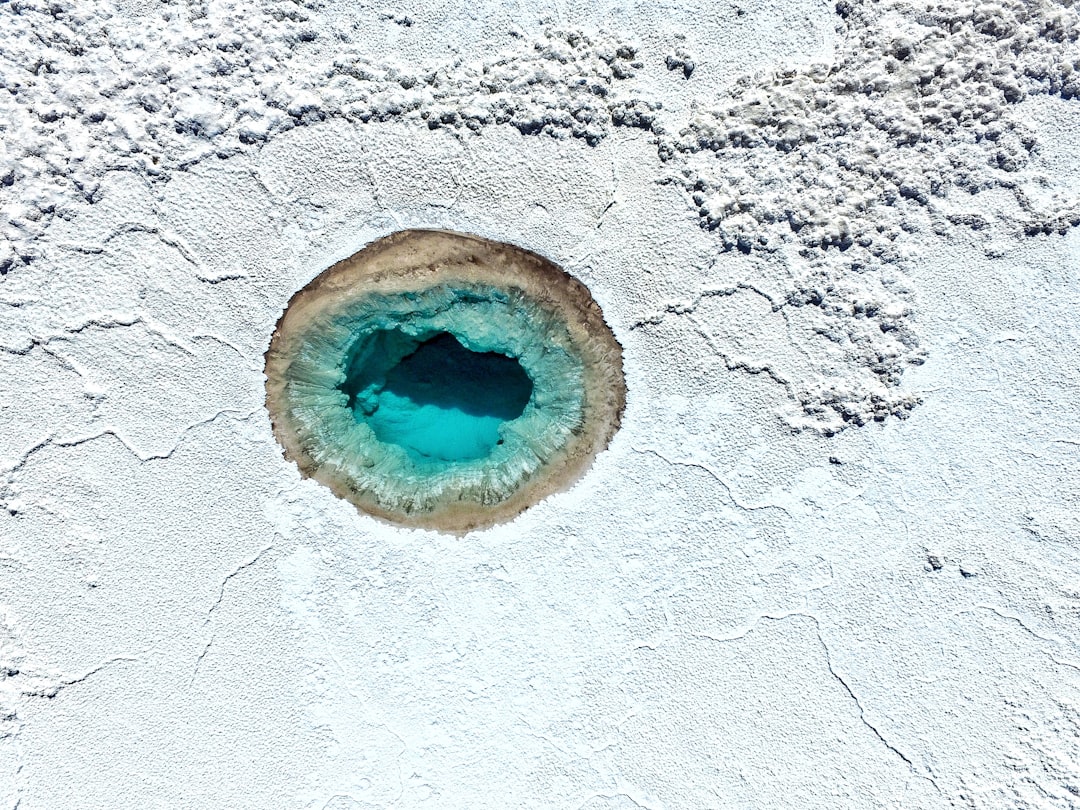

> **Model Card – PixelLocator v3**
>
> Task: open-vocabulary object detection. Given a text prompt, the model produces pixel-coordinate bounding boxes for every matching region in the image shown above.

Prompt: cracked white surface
[2,0,1080,807]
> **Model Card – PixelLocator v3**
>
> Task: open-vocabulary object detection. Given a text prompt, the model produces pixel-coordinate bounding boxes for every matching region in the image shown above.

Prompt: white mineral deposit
[1,0,1079,806]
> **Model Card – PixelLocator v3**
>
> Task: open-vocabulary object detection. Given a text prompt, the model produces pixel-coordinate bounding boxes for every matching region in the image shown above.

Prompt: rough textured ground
[1,0,1079,807]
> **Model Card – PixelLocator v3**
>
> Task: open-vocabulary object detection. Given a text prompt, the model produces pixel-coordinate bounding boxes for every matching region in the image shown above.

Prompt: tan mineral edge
[264,228,626,533]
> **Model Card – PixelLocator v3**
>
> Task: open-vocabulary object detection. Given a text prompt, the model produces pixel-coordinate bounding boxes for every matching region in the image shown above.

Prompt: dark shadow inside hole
[341,330,534,462]
[382,333,533,419]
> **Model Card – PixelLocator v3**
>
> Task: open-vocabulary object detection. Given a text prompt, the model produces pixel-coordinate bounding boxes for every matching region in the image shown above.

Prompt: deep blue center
[345,331,534,463]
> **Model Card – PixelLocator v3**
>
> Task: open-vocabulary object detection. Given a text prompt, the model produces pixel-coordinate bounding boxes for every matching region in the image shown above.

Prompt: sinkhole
[265,229,625,533]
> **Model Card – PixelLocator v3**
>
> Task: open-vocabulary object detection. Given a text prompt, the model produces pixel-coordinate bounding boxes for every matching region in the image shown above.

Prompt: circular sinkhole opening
[265,229,625,533]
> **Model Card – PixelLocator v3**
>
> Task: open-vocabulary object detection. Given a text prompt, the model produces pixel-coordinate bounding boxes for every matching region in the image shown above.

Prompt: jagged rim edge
[264,228,627,533]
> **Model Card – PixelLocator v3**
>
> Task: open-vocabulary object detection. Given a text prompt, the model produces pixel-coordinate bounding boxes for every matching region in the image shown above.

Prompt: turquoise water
[281,281,589,516]
[346,332,533,463]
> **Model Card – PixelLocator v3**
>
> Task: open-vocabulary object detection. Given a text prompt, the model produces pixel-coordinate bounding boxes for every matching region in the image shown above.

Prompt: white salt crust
[1,0,1079,807]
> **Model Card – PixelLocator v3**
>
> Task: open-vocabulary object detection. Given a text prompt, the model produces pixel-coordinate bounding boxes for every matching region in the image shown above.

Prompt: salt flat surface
[1,0,1079,807]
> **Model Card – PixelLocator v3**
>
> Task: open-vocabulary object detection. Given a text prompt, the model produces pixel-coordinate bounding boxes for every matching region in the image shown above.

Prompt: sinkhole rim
[264,228,626,534]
